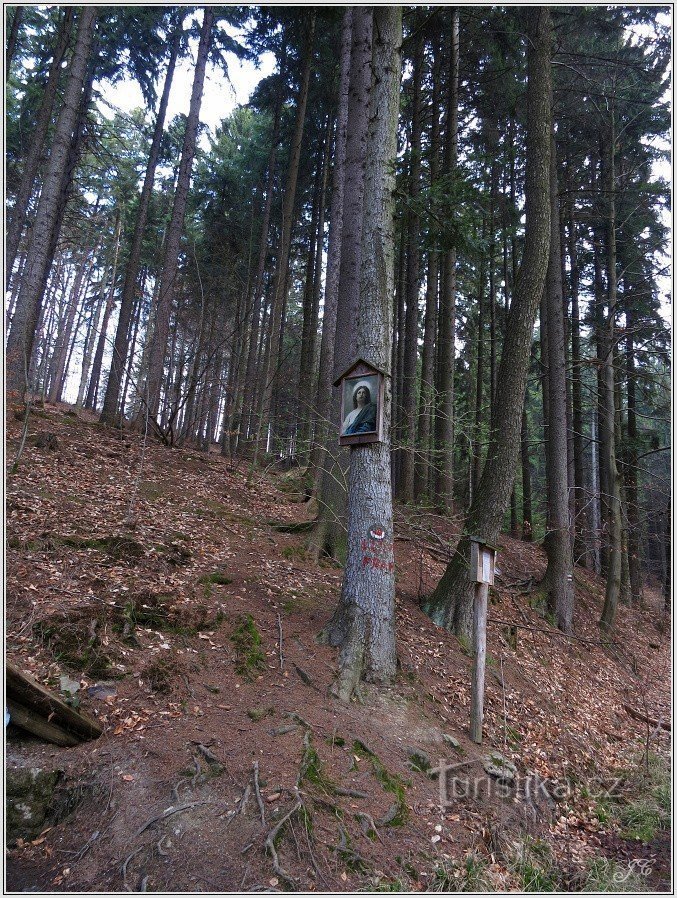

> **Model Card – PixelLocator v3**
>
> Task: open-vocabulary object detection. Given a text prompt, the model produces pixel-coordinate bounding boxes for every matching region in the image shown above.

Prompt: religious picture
[341,374,378,436]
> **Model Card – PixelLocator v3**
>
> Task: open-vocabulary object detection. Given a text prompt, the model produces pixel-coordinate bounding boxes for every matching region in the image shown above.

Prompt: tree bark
[400,24,424,502]
[311,8,371,562]
[332,6,402,701]
[308,9,352,498]
[297,119,330,461]
[100,17,182,425]
[5,5,23,77]
[6,7,98,394]
[565,158,588,566]
[599,116,623,631]
[471,222,487,495]
[415,35,441,502]
[434,9,460,512]
[257,11,315,451]
[424,7,552,640]
[6,8,74,289]
[542,130,574,633]
[240,88,283,446]
[48,248,96,404]
[85,210,123,409]
[624,309,643,604]
[520,406,533,539]
[145,7,214,424]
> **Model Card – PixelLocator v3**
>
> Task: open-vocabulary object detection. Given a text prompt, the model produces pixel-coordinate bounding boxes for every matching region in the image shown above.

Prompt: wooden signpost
[468,537,497,744]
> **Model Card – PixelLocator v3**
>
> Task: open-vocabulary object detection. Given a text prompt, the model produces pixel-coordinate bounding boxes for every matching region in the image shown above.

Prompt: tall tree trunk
[308,9,351,498]
[6,7,98,393]
[415,37,441,502]
[6,8,74,288]
[487,130,499,419]
[309,128,330,390]
[6,5,23,76]
[120,274,145,415]
[565,159,588,566]
[624,311,642,604]
[542,131,574,633]
[297,120,330,461]
[332,6,402,702]
[241,90,283,446]
[311,8,371,562]
[48,248,95,404]
[471,223,487,495]
[435,9,460,512]
[392,223,407,493]
[145,7,213,423]
[76,290,104,407]
[662,498,670,612]
[85,210,123,410]
[521,406,533,539]
[100,19,181,425]
[424,7,552,639]
[591,157,609,576]
[257,11,315,452]
[599,116,623,631]
[589,404,602,574]
[400,25,424,503]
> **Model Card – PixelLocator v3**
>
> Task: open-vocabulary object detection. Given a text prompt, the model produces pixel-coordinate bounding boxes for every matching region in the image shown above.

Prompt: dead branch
[622,703,671,731]
[277,613,284,670]
[488,616,618,646]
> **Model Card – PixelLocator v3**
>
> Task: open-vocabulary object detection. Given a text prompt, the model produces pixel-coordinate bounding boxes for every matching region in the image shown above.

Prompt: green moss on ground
[230,615,266,678]
[353,740,408,825]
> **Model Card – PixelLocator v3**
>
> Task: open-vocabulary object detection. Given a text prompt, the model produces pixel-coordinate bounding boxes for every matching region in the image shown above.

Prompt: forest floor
[4,400,672,893]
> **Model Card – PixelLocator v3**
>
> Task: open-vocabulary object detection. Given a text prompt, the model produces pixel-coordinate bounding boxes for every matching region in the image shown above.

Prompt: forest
[5,5,673,892]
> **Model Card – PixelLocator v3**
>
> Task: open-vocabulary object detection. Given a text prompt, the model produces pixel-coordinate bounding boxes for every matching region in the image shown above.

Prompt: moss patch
[34,613,119,678]
[230,615,266,678]
[269,519,314,534]
[353,740,408,825]
[200,571,233,598]
[299,732,335,795]
[142,655,183,693]
[15,533,144,562]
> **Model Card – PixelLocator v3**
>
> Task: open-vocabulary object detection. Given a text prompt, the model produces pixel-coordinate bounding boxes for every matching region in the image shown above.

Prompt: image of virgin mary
[342,381,377,435]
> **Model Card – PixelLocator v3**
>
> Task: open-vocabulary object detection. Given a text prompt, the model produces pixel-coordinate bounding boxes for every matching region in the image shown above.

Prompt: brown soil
[5,402,671,892]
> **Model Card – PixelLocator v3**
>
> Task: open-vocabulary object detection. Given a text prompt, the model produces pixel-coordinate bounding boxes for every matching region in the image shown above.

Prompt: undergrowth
[594,751,670,842]
[508,836,559,891]
[230,614,266,678]
[428,850,491,892]
[582,857,651,892]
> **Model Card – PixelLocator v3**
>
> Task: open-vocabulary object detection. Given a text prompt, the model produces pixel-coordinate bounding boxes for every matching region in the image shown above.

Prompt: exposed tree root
[253,761,265,825]
[121,846,144,891]
[264,796,303,888]
[133,801,209,838]
[335,787,368,799]
[355,811,382,842]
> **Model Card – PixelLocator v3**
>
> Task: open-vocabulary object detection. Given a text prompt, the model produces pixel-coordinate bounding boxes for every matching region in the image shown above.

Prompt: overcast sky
[97,11,276,148]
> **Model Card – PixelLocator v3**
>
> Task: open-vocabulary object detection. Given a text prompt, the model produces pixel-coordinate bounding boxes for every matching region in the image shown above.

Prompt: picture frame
[334,358,386,446]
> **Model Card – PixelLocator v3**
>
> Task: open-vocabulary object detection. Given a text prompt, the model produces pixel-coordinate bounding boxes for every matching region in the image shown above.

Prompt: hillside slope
[5,402,671,892]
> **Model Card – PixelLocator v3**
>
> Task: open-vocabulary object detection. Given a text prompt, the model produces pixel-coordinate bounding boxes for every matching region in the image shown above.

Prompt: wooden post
[470,580,489,743]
